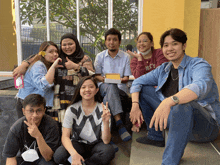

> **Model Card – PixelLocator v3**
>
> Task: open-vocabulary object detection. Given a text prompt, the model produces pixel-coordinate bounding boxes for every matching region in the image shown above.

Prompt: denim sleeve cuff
[130,85,142,93]
[183,83,200,97]
[41,76,54,89]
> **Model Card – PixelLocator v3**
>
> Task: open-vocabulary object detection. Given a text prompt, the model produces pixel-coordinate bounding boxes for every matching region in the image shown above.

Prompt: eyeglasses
[26,109,43,115]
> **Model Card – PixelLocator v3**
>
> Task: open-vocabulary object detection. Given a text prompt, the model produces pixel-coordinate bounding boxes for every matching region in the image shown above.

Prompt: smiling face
[61,38,76,55]
[162,35,186,68]
[105,34,121,52]
[137,34,154,53]
[80,79,99,101]
[44,45,59,63]
[22,104,46,127]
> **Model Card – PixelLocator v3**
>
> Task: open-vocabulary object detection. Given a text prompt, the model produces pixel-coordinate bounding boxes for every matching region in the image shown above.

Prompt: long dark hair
[70,75,103,105]
[29,41,59,70]
[59,33,84,67]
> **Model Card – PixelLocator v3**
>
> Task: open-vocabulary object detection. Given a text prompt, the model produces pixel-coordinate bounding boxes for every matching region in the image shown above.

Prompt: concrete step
[0,90,18,165]
[0,76,15,90]
[130,128,220,165]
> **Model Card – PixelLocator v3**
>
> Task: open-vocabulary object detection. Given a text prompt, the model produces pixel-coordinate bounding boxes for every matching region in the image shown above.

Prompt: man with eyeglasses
[2,94,60,165]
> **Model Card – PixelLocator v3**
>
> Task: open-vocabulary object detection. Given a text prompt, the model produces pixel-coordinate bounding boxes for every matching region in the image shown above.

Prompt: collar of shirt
[105,49,123,58]
[164,54,188,73]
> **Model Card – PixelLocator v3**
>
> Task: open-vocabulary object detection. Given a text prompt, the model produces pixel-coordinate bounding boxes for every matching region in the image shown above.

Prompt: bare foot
[131,124,140,132]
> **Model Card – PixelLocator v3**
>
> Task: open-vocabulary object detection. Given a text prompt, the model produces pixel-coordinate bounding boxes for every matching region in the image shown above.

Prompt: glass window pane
[113,0,138,52]
[79,0,108,60]
[49,0,76,47]
[20,0,49,60]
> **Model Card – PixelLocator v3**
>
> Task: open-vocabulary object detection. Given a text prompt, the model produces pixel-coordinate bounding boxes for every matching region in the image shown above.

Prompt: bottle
[14,75,24,89]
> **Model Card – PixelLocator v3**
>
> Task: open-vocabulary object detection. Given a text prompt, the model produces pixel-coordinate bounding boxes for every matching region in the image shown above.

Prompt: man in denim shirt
[130,28,220,165]
[94,28,132,143]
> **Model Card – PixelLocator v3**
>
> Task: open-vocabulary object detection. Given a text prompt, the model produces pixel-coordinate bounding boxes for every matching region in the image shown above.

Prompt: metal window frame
[138,0,143,35]
[0,0,143,75]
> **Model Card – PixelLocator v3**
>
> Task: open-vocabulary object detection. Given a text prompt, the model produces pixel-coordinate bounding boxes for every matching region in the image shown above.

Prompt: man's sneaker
[136,136,165,147]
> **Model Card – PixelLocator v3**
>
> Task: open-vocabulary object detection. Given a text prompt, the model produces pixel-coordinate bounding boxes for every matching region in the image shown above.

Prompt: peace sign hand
[24,118,41,139]
[101,102,111,123]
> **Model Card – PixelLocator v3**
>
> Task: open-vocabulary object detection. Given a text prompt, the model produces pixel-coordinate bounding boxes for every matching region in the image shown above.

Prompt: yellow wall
[142,0,201,57]
[0,0,17,71]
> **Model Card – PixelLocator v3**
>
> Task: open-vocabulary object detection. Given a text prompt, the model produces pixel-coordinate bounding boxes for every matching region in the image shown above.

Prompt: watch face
[173,96,178,101]
[172,96,179,104]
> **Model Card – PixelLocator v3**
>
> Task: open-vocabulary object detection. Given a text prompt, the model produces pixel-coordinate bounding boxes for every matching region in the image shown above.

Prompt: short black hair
[23,94,46,109]
[105,28,121,42]
[160,28,187,48]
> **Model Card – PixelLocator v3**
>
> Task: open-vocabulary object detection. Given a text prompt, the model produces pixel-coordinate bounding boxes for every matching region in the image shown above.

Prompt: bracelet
[23,60,30,65]
[132,102,139,104]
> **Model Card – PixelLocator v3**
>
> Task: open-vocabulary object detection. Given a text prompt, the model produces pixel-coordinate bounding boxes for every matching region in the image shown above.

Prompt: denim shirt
[130,55,220,125]
[94,49,131,93]
[17,61,54,107]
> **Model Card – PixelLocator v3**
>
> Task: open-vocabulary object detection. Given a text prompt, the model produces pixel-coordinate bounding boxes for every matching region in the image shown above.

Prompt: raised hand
[24,118,41,139]
[101,102,111,123]
[51,58,63,69]
[126,50,142,59]
[65,57,79,70]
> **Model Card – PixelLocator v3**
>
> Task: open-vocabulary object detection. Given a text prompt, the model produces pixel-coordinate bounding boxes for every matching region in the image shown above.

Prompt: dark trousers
[53,141,115,165]
[17,156,57,165]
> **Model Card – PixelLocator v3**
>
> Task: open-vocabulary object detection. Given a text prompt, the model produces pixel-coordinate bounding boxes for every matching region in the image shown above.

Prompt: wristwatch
[171,96,179,105]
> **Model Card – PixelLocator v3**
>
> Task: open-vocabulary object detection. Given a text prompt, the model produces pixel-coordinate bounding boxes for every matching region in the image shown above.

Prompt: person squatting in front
[53,76,115,165]
[2,94,60,165]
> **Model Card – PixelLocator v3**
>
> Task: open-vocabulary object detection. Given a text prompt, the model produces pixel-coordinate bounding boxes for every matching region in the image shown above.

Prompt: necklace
[170,67,179,81]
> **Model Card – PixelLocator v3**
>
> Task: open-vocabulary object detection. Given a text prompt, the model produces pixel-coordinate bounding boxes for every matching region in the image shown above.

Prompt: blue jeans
[139,86,219,165]
[139,86,164,141]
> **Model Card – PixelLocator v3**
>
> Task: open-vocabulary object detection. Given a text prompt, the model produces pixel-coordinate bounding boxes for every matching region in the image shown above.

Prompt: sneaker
[136,136,165,147]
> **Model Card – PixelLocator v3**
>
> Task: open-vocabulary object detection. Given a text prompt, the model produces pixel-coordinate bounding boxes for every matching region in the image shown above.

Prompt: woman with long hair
[54,76,115,165]
[16,41,61,118]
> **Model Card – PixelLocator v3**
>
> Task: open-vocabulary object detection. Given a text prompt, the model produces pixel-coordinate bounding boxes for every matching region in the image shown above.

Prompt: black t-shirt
[2,114,60,158]
[161,66,179,97]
